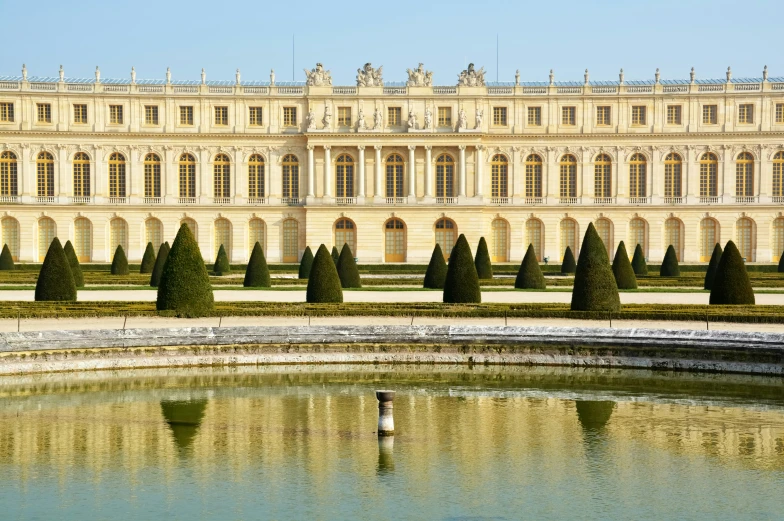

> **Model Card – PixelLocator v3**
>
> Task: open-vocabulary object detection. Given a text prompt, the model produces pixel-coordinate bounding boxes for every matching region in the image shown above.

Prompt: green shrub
[156,224,214,317]
[336,243,361,288]
[110,245,129,275]
[35,238,76,301]
[571,222,620,312]
[423,244,448,289]
[660,245,680,277]
[213,244,230,275]
[704,243,723,290]
[778,250,784,273]
[443,234,481,303]
[244,242,271,287]
[140,242,156,274]
[306,244,343,303]
[331,246,340,265]
[631,244,648,276]
[298,246,314,279]
[515,244,546,289]
[611,241,637,290]
[150,242,170,287]
[63,240,84,287]
[560,246,576,274]
[710,240,755,305]
[0,244,14,270]
[474,237,493,279]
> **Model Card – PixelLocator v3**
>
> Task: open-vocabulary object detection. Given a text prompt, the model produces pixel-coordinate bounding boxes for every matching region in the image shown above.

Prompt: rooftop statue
[304,63,332,86]
[406,63,433,87]
[356,63,383,87]
[457,63,486,87]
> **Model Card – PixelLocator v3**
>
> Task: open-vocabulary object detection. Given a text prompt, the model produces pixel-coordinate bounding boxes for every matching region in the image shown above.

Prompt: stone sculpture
[270,69,275,86]
[356,63,383,87]
[407,109,417,130]
[406,63,433,86]
[322,105,332,128]
[457,108,467,130]
[306,109,316,130]
[373,107,383,130]
[475,108,483,128]
[304,63,332,86]
[457,63,485,87]
[424,107,433,129]
[357,108,366,130]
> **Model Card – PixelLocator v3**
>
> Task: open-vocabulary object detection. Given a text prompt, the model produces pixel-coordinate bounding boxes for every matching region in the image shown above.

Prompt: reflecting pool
[1,365,783,520]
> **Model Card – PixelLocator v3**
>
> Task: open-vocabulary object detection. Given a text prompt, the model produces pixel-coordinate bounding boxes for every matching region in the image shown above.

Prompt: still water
[0,365,783,520]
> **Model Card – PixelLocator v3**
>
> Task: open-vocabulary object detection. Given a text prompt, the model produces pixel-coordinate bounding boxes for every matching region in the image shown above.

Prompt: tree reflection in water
[160,399,208,452]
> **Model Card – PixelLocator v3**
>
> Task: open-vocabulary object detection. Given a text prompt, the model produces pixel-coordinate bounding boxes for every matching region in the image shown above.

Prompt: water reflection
[160,399,208,452]
[377,436,395,474]
[575,401,616,431]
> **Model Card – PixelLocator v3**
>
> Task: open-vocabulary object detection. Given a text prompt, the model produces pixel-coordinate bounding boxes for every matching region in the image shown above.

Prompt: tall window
[772,217,784,262]
[73,104,87,124]
[561,106,576,126]
[491,218,509,262]
[214,218,232,262]
[248,107,263,126]
[560,219,578,260]
[145,218,163,252]
[335,154,354,198]
[283,107,297,127]
[387,107,401,126]
[180,106,194,125]
[735,152,754,197]
[0,102,14,122]
[435,154,454,198]
[144,105,159,125]
[491,154,508,198]
[559,155,577,199]
[282,154,299,199]
[334,218,356,255]
[666,105,682,125]
[110,218,128,256]
[702,105,717,124]
[179,153,196,198]
[435,218,456,260]
[699,153,718,197]
[37,217,56,261]
[109,105,123,124]
[594,154,612,198]
[595,218,612,257]
[74,217,92,262]
[628,153,647,198]
[213,153,231,198]
[248,218,265,256]
[700,218,718,262]
[437,107,451,127]
[37,103,52,123]
[773,152,784,197]
[144,153,161,198]
[664,218,683,262]
[776,103,784,124]
[736,218,754,261]
[738,104,754,124]
[629,218,647,257]
[1,217,19,261]
[664,153,682,198]
[631,106,647,126]
[214,106,228,126]
[37,152,55,197]
[385,219,406,262]
[0,151,17,196]
[527,107,542,126]
[526,219,544,261]
[282,219,298,262]
[492,107,507,126]
[596,106,611,126]
[337,107,351,127]
[248,154,265,199]
[73,152,90,197]
[385,154,404,198]
[525,154,543,198]
[108,152,126,198]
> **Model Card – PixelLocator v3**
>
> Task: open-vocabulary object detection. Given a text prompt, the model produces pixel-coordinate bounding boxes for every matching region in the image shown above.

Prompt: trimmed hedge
[660,245,680,277]
[244,242,271,287]
[571,222,620,312]
[423,244,448,289]
[140,242,156,274]
[306,244,343,303]
[111,245,129,275]
[337,243,362,288]
[704,243,723,290]
[63,240,84,287]
[560,246,576,274]
[298,246,314,279]
[515,244,546,289]
[611,241,637,290]
[710,240,755,305]
[778,250,784,273]
[331,246,340,265]
[474,237,493,279]
[156,224,214,317]
[34,238,76,301]
[0,244,14,270]
[443,234,481,303]
[213,244,230,275]
[150,242,170,287]
[631,244,648,276]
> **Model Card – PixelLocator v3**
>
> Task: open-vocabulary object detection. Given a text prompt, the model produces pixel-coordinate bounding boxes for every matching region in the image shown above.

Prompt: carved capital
[458,145,466,151]
[357,145,365,151]
[424,145,432,151]
[407,145,416,151]
[374,145,383,151]
[476,144,485,151]
[323,145,331,151]
[306,144,314,150]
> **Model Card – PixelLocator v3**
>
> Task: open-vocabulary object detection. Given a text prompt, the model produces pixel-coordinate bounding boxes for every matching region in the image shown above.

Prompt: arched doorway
[38,217,56,261]
[282,219,298,262]
[664,218,684,261]
[1,217,19,260]
[736,217,755,262]
[526,218,544,261]
[435,218,456,260]
[214,218,232,262]
[491,218,509,262]
[74,217,92,262]
[384,219,406,262]
[699,218,719,262]
[595,218,613,258]
[560,218,579,260]
[248,218,265,257]
[334,218,356,255]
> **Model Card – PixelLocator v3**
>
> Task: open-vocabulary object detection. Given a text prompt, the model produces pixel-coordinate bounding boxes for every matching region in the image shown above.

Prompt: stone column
[199,146,209,202]
[374,145,383,199]
[232,147,243,202]
[475,145,484,198]
[323,145,332,198]
[357,145,366,200]
[407,145,416,198]
[307,145,315,197]
[57,145,67,201]
[267,147,280,204]
[458,145,466,197]
[19,145,29,198]
[424,146,433,198]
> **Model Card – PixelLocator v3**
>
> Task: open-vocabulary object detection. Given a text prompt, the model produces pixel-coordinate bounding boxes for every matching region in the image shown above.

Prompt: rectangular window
[596,106,611,126]
[492,107,507,126]
[337,107,352,126]
[387,107,401,126]
[527,106,542,126]
[561,106,576,126]
[144,105,159,125]
[109,105,123,124]
[702,104,717,124]
[0,102,13,122]
[666,105,682,125]
[776,103,784,124]
[214,106,228,126]
[180,106,194,125]
[248,107,263,126]
[438,107,452,127]
[73,104,87,124]
[738,103,754,124]
[631,105,647,126]
[283,107,297,127]
[37,103,52,123]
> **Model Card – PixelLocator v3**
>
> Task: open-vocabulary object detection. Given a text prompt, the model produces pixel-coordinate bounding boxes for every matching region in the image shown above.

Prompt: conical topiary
[570,222,620,312]
[156,224,214,317]
[423,244,448,289]
[306,244,343,303]
[63,240,84,287]
[660,245,680,277]
[474,237,493,280]
[34,238,76,301]
[778,250,784,273]
[110,245,129,275]
[298,246,314,279]
[515,244,546,289]
[213,244,230,275]
[443,234,481,303]
[704,243,723,290]
[150,242,170,287]
[560,246,576,274]
[336,243,361,288]
[631,244,648,276]
[244,242,271,287]
[0,244,14,270]
[140,242,156,273]
[710,240,755,305]
[331,246,340,265]
[611,241,637,290]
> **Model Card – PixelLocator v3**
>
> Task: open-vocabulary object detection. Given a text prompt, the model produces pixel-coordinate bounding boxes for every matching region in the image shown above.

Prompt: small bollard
[376,390,395,436]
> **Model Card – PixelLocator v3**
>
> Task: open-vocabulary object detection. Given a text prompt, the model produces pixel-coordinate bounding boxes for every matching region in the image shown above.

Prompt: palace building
[0,62,783,264]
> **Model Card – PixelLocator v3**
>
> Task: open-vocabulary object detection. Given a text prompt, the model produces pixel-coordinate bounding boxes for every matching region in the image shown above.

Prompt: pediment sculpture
[304,63,332,86]
[457,63,486,87]
[356,63,383,87]
[406,63,433,86]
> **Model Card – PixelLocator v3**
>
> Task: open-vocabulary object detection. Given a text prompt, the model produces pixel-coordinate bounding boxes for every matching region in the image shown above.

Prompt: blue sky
[1,0,780,84]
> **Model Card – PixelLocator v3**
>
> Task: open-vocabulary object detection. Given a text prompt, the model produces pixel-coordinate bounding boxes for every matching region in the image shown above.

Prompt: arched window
[491,218,509,262]
[37,152,55,198]
[145,218,163,251]
[282,154,299,200]
[700,218,719,262]
[664,153,682,199]
[773,152,784,198]
[37,217,56,261]
[699,152,718,198]
[144,153,161,199]
[491,154,508,198]
[525,154,543,198]
[213,153,231,199]
[735,152,754,198]
[384,218,406,262]
[736,217,755,261]
[664,218,684,262]
[248,154,265,200]
[179,153,196,199]
[282,218,299,262]
[629,217,647,258]
[560,218,578,260]
[181,218,197,238]
[110,218,128,256]
[773,217,784,262]
[334,218,356,255]
[1,217,19,260]
[435,218,456,260]
[595,218,613,257]
[594,154,612,199]
[559,155,577,199]
[385,154,404,198]
[214,218,232,262]
[0,151,17,196]
[248,218,265,256]
[526,218,544,261]
[435,154,454,198]
[73,152,90,198]
[629,153,647,198]
[335,154,354,198]
[74,217,92,262]
[108,152,126,198]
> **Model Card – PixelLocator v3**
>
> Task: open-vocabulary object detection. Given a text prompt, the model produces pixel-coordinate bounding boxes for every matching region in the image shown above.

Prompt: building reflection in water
[377,436,394,475]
